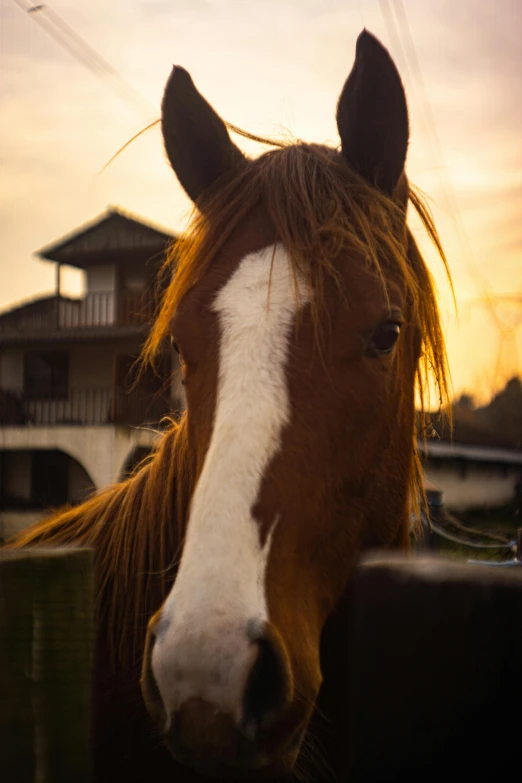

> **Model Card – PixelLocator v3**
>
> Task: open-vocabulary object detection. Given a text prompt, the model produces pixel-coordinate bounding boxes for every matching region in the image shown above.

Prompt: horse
[7,30,450,782]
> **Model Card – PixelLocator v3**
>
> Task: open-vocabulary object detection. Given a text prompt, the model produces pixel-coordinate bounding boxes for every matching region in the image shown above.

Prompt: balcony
[0,290,156,338]
[58,290,155,328]
[0,387,172,427]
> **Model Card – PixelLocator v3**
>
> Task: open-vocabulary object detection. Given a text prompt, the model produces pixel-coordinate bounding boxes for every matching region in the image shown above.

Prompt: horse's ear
[336,30,409,195]
[161,67,247,203]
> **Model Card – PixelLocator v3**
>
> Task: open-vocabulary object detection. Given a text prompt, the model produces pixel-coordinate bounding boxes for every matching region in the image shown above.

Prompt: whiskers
[290,685,338,782]
[293,683,333,727]
[294,728,337,783]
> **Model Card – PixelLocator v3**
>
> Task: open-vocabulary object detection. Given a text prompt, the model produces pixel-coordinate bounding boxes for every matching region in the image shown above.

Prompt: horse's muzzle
[163,698,293,777]
[140,613,305,774]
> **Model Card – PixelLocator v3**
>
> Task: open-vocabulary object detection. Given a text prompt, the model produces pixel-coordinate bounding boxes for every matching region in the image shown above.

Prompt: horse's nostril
[240,627,292,740]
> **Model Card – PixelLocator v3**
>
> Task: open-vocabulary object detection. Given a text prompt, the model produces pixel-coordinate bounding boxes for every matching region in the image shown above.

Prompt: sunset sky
[1,0,521,402]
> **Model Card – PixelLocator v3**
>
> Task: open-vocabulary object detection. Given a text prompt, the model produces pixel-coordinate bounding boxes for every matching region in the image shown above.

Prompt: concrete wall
[0,425,160,491]
[425,461,521,510]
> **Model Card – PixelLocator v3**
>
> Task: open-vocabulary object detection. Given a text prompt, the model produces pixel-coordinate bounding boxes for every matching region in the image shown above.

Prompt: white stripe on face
[151,245,309,720]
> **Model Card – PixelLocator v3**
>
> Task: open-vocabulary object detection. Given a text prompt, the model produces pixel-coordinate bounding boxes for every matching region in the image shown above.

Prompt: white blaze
[151,245,309,718]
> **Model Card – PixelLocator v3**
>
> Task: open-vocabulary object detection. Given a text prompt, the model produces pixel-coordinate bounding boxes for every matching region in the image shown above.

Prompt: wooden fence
[1,548,521,782]
[330,554,522,782]
[0,548,94,783]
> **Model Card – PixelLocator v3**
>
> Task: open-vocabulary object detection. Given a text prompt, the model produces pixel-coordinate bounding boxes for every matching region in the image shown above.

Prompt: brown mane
[145,141,451,508]
[7,140,451,666]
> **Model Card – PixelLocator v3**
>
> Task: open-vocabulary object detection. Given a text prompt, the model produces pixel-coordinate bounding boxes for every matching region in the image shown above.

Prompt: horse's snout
[141,612,297,772]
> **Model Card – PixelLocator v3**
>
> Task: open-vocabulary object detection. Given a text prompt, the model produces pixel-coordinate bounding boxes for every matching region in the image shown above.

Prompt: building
[2,207,520,540]
[0,208,184,541]
[422,440,522,512]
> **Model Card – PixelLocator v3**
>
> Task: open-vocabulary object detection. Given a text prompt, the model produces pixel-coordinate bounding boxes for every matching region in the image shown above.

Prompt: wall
[69,458,95,504]
[83,266,117,325]
[0,341,148,394]
[69,339,159,392]
[0,348,23,391]
[1,451,31,502]
[121,269,145,292]
[425,460,521,510]
[0,343,118,425]
[69,344,116,390]
[0,510,44,542]
[0,425,159,492]
[1,339,144,395]
[86,265,116,293]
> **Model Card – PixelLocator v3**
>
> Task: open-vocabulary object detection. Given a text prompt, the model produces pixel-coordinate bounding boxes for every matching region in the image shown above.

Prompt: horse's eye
[368,322,401,356]
[171,337,187,386]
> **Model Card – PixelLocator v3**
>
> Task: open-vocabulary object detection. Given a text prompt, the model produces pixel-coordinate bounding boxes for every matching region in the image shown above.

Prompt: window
[23,351,69,399]
[32,451,69,508]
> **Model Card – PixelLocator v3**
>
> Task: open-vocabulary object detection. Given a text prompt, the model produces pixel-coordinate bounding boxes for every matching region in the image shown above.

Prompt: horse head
[140,30,447,777]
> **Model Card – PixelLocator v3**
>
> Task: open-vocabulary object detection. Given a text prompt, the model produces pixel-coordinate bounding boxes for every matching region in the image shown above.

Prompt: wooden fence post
[0,548,94,783]
[337,553,522,782]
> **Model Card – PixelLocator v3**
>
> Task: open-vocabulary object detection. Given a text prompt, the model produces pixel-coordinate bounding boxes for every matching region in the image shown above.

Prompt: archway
[0,449,96,541]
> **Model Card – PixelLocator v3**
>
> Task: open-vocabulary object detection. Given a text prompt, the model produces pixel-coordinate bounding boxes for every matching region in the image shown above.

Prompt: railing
[59,290,155,328]
[0,388,171,427]
[0,290,155,334]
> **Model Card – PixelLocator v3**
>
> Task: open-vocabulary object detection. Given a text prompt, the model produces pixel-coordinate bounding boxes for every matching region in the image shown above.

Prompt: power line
[11,0,157,121]
[11,0,284,171]
[379,0,501,331]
